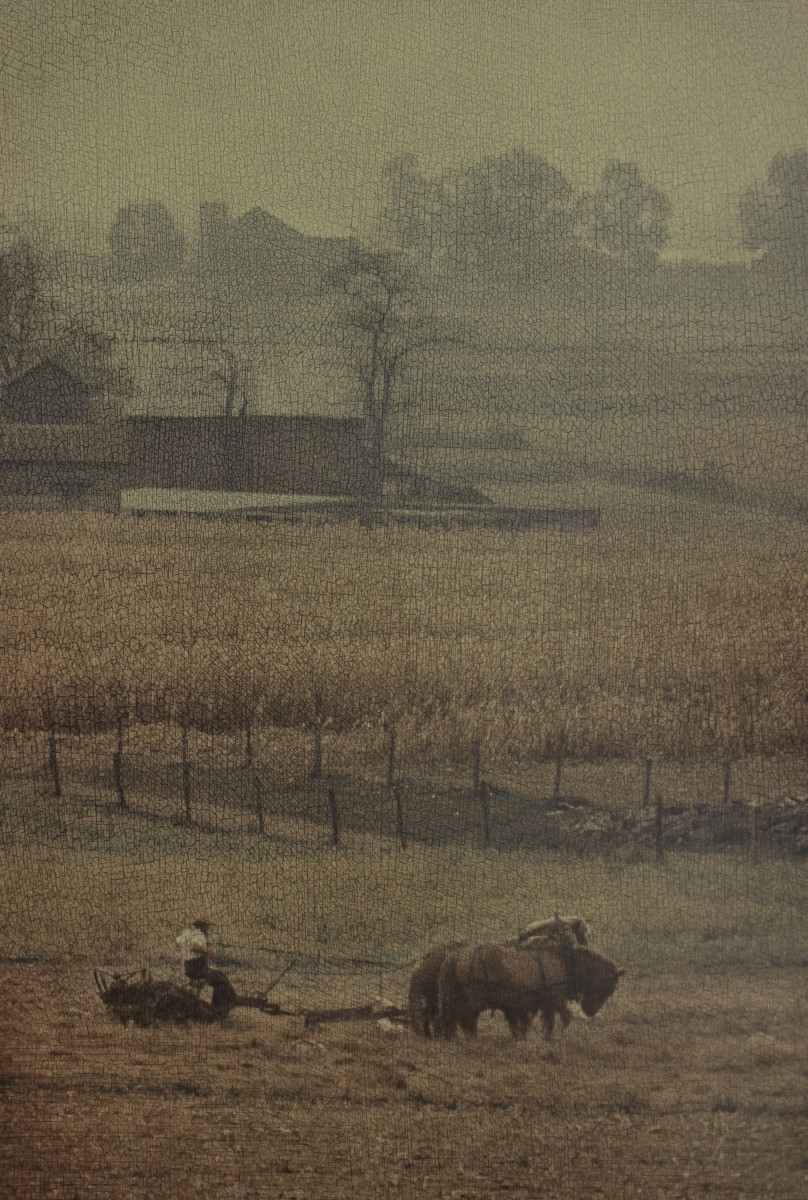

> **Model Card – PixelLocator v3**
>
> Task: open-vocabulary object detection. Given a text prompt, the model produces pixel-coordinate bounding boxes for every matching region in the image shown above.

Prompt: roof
[4,361,86,391]
[0,422,127,464]
[1,361,92,424]
[122,487,355,514]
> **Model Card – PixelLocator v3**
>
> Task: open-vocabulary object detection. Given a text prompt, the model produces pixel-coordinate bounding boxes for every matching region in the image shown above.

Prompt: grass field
[2,797,806,976]
[1,800,807,1199]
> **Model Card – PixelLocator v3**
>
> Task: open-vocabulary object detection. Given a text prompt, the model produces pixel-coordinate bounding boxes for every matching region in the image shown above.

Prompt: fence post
[394,788,407,850]
[245,718,254,770]
[655,793,664,862]
[181,715,192,824]
[723,759,732,805]
[751,803,759,865]
[553,737,565,804]
[328,787,340,847]
[112,716,126,809]
[642,758,652,808]
[480,780,490,850]
[48,725,62,799]
[312,722,323,780]
[386,727,397,790]
[253,773,265,836]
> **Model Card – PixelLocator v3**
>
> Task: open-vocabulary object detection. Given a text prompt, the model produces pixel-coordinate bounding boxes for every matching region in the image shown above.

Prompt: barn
[0,362,92,425]
[0,422,125,512]
[124,414,373,496]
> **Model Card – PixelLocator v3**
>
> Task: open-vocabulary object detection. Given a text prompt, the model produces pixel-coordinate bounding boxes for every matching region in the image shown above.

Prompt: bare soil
[1,959,806,1199]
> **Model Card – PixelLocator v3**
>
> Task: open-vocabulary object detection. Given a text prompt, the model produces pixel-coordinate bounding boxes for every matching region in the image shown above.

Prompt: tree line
[1,146,806,495]
[101,148,808,278]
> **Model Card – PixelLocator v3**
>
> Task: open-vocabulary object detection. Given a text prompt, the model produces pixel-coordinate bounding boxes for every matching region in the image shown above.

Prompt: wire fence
[2,717,807,859]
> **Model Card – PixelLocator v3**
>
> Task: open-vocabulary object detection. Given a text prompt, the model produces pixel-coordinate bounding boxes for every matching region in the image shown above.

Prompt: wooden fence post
[394,788,407,850]
[480,780,490,850]
[553,738,565,804]
[181,715,192,824]
[253,773,265,836]
[471,739,490,847]
[642,758,652,808]
[723,759,732,806]
[751,803,759,865]
[328,788,340,847]
[112,716,126,809]
[48,725,62,799]
[386,727,397,790]
[245,718,254,770]
[312,722,323,780]
[655,793,664,862]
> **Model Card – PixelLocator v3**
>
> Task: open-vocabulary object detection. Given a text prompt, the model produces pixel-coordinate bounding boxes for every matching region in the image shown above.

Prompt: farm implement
[93,965,297,1027]
[93,966,408,1030]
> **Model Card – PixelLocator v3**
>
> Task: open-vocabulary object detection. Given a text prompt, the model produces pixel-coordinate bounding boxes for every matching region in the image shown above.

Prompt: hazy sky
[2,0,807,260]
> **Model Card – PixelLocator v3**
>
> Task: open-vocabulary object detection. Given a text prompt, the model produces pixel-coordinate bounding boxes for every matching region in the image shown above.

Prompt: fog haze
[3,0,807,260]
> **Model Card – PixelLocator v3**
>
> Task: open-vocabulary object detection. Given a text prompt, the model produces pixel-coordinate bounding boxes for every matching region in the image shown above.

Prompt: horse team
[407,915,624,1041]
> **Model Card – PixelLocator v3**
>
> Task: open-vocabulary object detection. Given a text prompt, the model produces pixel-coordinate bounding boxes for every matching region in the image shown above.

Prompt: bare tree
[331,244,464,502]
[0,240,54,384]
[136,332,250,488]
[0,239,128,417]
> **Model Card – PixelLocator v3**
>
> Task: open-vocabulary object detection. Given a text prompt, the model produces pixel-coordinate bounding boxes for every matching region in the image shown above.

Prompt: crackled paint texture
[1,2,807,1197]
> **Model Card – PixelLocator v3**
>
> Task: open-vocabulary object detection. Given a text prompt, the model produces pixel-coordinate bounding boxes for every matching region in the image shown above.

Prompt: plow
[93,966,408,1030]
[93,965,298,1027]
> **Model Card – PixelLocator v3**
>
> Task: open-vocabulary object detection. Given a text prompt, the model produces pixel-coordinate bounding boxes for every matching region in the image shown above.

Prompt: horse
[407,916,590,1038]
[435,941,624,1041]
[407,941,467,1037]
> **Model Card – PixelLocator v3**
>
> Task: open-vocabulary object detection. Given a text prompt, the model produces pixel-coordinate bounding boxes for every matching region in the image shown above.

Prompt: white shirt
[176,926,208,963]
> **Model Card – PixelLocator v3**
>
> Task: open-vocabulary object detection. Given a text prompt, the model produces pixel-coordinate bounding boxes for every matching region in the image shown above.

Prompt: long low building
[0,422,126,512]
[0,413,373,511]
[124,414,373,496]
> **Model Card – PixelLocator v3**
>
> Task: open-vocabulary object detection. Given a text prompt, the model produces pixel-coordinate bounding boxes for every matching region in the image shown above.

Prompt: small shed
[1,363,92,424]
[0,423,126,512]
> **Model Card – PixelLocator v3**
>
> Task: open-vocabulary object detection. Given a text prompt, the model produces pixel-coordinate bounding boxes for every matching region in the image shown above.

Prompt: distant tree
[377,149,577,282]
[49,321,133,419]
[108,202,185,279]
[740,150,808,267]
[377,155,451,254]
[0,240,54,384]
[574,162,671,259]
[450,149,577,280]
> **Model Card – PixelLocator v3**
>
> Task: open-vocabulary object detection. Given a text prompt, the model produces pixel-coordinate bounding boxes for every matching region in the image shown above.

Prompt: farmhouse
[0,421,125,512]
[0,362,92,425]
[0,361,125,511]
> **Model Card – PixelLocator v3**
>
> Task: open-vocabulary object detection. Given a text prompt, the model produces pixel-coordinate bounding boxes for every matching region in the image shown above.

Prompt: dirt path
[1,960,806,1199]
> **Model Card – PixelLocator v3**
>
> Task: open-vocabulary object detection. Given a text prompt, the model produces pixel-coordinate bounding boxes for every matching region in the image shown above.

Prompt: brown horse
[436,942,624,1040]
[407,941,467,1037]
[408,917,590,1038]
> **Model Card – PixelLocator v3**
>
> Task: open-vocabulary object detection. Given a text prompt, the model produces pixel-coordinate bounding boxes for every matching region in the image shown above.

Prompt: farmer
[176,918,213,987]
[175,919,239,1014]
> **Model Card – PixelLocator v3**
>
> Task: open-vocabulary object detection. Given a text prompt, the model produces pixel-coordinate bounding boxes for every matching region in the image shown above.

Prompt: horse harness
[465,940,584,1004]
[525,937,584,1002]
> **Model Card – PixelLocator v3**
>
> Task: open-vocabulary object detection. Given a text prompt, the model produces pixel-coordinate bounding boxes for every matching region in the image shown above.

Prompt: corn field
[1,510,807,761]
